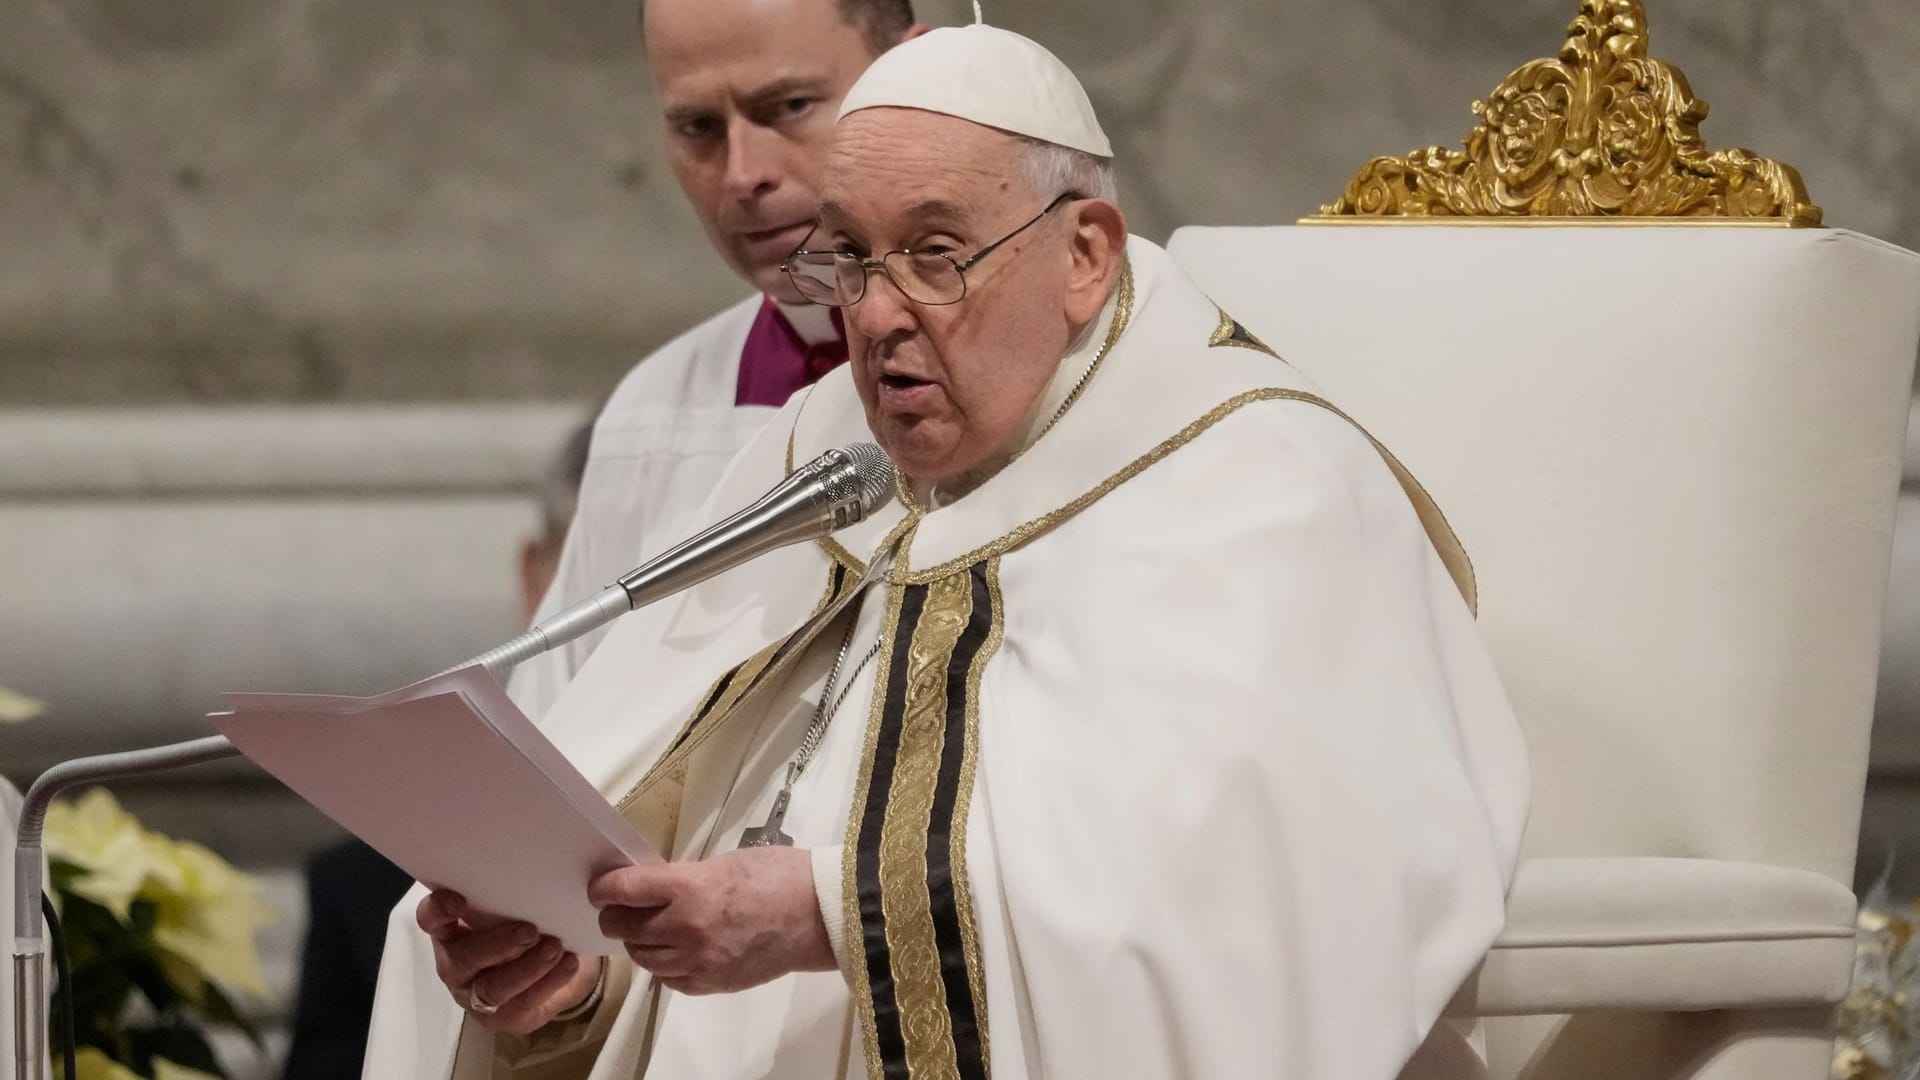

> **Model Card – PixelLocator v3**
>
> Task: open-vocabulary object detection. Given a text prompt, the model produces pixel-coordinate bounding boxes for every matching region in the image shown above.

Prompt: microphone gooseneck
[457,443,896,683]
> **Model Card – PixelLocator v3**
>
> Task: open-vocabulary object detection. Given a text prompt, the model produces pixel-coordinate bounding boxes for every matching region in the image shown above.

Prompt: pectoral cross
[738,788,794,848]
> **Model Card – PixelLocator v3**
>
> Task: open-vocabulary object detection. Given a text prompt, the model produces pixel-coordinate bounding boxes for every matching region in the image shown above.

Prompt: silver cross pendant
[737,788,794,848]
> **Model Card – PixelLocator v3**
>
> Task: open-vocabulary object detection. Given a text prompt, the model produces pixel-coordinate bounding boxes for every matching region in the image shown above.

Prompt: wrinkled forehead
[820,108,1026,231]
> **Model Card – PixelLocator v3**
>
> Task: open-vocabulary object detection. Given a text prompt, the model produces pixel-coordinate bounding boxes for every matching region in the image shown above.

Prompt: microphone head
[841,442,897,514]
[815,442,897,527]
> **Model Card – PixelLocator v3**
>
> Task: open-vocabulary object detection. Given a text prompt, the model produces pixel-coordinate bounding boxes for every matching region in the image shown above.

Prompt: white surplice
[364,237,1528,1080]
[507,295,839,722]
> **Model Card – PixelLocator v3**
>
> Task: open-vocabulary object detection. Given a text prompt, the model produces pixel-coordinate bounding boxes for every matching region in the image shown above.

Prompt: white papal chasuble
[364,236,1528,1080]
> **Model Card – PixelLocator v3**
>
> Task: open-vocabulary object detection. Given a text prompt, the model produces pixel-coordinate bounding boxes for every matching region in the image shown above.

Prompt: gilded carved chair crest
[1313,0,1821,225]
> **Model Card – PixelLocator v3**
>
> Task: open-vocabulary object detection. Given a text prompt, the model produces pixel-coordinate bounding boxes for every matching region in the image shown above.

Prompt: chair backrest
[1168,225,1920,886]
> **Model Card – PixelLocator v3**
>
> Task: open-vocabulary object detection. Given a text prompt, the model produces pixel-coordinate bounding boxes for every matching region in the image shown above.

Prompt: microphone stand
[13,738,240,1079]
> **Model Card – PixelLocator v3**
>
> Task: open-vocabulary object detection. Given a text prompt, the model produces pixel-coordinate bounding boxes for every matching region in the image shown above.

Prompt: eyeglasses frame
[781,190,1082,308]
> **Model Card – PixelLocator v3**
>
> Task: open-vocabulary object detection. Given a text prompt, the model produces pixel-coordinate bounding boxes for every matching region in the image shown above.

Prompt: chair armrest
[1448,857,1857,1017]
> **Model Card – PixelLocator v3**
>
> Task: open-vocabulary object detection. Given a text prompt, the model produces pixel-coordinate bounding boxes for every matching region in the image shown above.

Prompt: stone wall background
[2,0,1916,407]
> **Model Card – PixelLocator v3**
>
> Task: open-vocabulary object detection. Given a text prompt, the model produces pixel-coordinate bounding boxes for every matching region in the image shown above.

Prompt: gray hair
[1017,136,1119,204]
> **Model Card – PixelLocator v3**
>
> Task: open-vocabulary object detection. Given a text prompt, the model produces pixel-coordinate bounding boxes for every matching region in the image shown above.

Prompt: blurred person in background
[507,0,929,718]
[279,423,593,1080]
[517,425,597,626]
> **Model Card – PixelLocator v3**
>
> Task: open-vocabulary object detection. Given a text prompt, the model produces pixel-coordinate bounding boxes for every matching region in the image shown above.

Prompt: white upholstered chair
[1168,221,1920,1077]
[1167,4,1920,1075]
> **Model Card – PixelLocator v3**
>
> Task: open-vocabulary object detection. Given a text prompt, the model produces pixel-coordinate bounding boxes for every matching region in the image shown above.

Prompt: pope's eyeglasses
[782,192,1080,308]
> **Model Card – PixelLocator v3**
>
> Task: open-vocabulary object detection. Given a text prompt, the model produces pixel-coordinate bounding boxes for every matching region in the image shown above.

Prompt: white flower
[44,789,152,922]
[143,835,277,999]
[152,1058,223,1080]
[65,1047,221,1080]
[44,788,277,1000]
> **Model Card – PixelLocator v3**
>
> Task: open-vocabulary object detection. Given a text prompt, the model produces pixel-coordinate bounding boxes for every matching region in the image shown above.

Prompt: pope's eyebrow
[903,199,968,229]
[810,198,970,244]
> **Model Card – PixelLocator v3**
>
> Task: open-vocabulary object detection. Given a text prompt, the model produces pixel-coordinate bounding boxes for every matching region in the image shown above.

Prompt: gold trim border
[898,388,1477,614]
[950,558,1001,1071]
[842,564,911,1080]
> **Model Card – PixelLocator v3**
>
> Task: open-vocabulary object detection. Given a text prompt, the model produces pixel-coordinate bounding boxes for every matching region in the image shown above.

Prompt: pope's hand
[418,890,603,1035]
[589,847,835,995]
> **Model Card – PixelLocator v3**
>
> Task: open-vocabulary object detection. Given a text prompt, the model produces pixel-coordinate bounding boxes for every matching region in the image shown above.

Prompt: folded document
[212,666,657,955]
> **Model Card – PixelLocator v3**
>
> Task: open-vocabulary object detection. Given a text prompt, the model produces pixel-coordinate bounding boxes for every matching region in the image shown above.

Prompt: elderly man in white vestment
[364,23,1529,1080]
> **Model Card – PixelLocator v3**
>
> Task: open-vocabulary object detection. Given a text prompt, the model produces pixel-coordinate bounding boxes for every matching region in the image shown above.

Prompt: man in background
[508,0,929,717]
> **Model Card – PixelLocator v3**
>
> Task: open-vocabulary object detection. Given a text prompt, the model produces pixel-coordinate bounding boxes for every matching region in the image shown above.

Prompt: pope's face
[819,110,1085,487]
[643,0,887,301]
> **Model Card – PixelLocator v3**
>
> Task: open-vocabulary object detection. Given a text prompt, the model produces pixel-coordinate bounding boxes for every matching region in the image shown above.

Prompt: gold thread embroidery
[1208,307,1279,357]
[879,572,974,1077]
[1036,257,1136,437]
[782,381,823,478]
[950,560,1004,1067]
[896,470,928,517]
[841,561,998,1080]
[899,389,1478,614]
[1361,425,1480,616]
[820,536,865,575]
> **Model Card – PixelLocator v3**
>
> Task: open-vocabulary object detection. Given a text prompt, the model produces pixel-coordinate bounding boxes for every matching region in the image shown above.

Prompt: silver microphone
[459,443,896,682]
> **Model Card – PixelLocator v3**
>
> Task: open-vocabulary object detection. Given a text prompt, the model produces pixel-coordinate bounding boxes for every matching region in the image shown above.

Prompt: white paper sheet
[211,666,656,955]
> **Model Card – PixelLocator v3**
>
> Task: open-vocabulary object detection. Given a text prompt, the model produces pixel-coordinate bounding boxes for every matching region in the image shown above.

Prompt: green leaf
[125,950,187,1016]
[129,1023,227,1080]
[128,899,161,939]
[48,859,85,891]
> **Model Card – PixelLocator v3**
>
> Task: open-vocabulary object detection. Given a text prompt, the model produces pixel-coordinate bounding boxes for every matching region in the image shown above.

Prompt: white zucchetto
[836,23,1113,159]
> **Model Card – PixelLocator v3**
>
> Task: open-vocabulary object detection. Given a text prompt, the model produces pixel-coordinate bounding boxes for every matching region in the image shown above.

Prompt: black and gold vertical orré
[843,560,1004,1080]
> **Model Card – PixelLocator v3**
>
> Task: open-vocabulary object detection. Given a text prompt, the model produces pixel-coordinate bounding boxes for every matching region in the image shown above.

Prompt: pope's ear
[1064,198,1127,324]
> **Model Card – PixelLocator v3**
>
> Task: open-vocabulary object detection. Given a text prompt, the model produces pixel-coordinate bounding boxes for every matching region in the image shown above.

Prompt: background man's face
[822,109,1081,484]
[644,0,881,301]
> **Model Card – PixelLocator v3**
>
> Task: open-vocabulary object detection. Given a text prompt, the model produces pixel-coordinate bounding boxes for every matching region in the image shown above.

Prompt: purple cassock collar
[734,298,849,407]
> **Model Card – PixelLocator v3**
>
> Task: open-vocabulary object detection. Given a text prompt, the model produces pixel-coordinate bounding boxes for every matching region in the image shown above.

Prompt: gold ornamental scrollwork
[1312,0,1822,226]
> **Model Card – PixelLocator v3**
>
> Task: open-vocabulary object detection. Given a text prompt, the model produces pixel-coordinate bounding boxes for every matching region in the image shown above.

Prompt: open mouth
[880,373,932,390]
